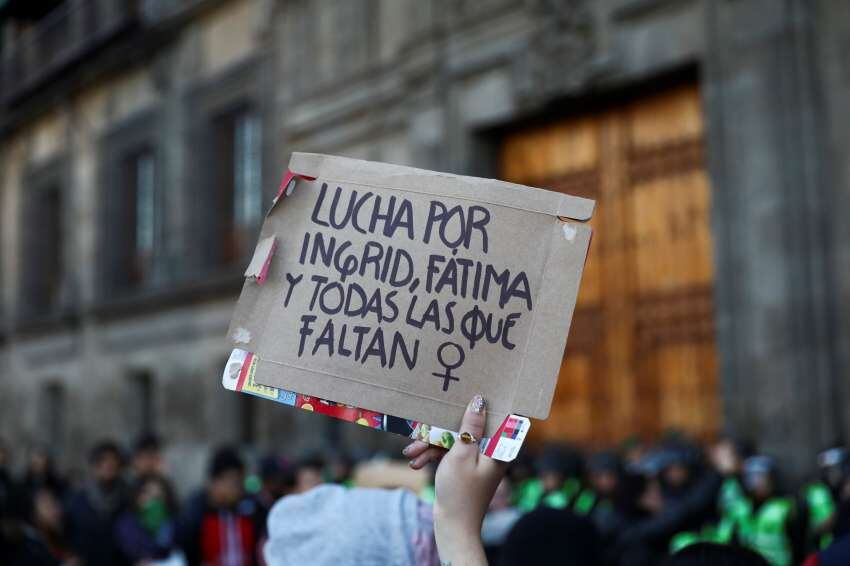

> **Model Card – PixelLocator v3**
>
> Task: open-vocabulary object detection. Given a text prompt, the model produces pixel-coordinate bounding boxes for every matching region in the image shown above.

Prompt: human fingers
[451,395,486,458]
[409,446,446,469]
[478,452,509,480]
[402,440,431,459]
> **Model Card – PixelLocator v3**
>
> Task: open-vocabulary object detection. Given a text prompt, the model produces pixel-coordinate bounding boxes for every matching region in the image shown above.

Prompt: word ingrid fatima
[297,231,533,310]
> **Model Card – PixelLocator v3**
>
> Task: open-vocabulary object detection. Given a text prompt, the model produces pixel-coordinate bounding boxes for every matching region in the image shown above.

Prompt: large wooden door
[500,83,719,445]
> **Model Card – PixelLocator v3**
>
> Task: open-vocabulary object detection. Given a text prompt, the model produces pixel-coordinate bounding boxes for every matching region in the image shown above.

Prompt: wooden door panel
[501,117,600,183]
[552,355,594,442]
[628,171,714,293]
[500,83,719,446]
[627,85,705,147]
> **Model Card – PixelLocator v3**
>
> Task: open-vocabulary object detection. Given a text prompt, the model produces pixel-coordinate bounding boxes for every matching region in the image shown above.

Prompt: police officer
[802,446,846,550]
[515,444,583,511]
[729,455,805,566]
[669,436,749,552]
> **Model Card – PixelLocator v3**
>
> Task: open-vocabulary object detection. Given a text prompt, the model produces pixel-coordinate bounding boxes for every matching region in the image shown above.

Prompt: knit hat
[264,484,438,566]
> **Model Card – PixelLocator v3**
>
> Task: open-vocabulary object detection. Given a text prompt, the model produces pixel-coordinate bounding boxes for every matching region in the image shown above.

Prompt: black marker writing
[283,273,303,308]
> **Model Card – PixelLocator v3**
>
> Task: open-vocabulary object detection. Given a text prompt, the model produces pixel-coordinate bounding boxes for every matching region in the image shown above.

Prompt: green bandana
[139,498,169,534]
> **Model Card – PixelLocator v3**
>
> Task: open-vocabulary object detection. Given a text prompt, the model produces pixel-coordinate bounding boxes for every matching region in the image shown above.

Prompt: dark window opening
[107,147,160,294]
[212,107,262,267]
[42,381,65,449]
[129,371,154,435]
[21,183,63,318]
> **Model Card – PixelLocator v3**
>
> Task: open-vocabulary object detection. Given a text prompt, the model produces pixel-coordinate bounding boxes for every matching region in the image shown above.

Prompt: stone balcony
[0,0,140,105]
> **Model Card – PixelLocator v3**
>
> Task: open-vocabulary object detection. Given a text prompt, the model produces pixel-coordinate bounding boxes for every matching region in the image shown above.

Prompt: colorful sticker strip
[222,348,530,462]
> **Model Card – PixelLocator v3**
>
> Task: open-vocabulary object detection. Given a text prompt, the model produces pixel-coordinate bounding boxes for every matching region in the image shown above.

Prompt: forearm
[434,514,487,566]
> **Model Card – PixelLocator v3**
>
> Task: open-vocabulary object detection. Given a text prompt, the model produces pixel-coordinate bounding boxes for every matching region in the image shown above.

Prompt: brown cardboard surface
[227,153,594,437]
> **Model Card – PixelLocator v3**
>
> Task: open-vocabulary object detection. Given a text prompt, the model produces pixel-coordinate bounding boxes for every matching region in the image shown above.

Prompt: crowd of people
[2,427,850,565]
[0,435,323,566]
[483,436,850,565]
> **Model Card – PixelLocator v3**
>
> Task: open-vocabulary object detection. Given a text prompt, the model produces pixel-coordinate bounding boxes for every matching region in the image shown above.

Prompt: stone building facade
[1,0,848,489]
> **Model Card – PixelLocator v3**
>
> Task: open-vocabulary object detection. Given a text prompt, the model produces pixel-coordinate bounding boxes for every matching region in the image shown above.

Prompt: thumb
[454,395,487,454]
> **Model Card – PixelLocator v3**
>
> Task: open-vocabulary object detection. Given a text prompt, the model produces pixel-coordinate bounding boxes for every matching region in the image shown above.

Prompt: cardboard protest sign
[226,153,594,452]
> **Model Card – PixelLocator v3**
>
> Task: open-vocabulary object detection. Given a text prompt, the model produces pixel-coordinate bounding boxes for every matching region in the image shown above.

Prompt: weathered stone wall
[1,0,847,488]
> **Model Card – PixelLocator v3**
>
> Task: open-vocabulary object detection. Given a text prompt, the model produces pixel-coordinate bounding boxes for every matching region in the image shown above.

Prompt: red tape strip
[275,169,317,202]
[235,352,254,392]
[484,414,513,458]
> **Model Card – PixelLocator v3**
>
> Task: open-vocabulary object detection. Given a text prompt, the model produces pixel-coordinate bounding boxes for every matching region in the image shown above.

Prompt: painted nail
[471,395,486,414]
[409,460,416,467]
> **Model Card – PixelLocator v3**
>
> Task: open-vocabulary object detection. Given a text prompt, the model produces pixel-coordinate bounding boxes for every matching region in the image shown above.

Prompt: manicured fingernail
[471,395,486,414]
[409,460,416,467]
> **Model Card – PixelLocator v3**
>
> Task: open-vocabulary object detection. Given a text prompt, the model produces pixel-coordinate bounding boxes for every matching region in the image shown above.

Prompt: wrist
[433,504,481,538]
[434,525,486,566]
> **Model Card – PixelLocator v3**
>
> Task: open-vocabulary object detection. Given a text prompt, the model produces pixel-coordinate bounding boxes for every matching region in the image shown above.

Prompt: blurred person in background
[803,532,850,566]
[505,450,534,508]
[664,542,769,566]
[293,454,325,494]
[327,452,354,487]
[657,437,706,507]
[614,445,720,566]
[131,434,166,478]
[257,455,295,507]
[65,440,129,566]
[264,482,440,566]
[481,477,521,564]
[255,454,295,538]
[668,435,751,552]
[602,467,653,564]
[710,435,750,519]
[514,443,582,511]
[830,458,850,538]
[15,446,66,517]
[610,454,666,565]
[582,451,626,537]
[620,435,647,467]
[497,506,601,566]
[115,474,180,564]
[728,455,806,566]
[0,489,57,566]
[28,486,76,563]
[176,446,262,566]
[265,395,503,566]
[800,446,845,551]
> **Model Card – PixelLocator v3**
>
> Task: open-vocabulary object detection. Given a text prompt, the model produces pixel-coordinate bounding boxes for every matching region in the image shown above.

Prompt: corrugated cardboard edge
[289,152,595,221]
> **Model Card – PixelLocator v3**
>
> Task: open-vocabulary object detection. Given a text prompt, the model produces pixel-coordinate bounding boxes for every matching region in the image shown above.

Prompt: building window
[127,149,159,284]
[100,109,164,300]
[213,107,262,267]
[134,151,157,263]
[105,146,161,294]
[21,182,63,318]
[233,112,263,229]
[42,382,65,448]
[129,371,155,435]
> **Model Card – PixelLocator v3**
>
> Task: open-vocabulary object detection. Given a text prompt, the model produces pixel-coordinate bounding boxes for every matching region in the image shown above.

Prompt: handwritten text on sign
[280,183,533,392]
